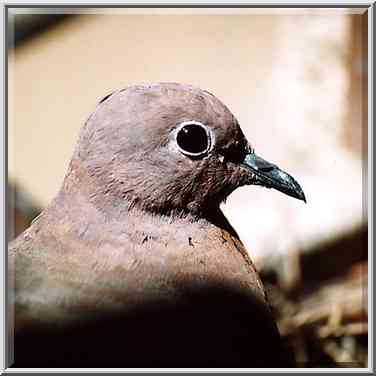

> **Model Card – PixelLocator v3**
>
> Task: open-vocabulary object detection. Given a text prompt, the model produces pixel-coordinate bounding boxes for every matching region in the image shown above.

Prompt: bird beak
[241,152,306,203]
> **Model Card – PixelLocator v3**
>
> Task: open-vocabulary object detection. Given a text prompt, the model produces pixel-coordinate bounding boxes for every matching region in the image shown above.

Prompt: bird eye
[175,121,211,157]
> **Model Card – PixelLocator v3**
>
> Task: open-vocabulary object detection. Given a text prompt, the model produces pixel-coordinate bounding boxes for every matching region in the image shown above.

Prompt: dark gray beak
[242,152,306,203]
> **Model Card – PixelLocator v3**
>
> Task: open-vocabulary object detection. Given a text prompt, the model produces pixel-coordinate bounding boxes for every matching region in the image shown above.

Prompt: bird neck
[56,158,238,239]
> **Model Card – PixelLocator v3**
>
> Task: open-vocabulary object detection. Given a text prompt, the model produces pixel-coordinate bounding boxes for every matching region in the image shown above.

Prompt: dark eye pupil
[176,124,209,155]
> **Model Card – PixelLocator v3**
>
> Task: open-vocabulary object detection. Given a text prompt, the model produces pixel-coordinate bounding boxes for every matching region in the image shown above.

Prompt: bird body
[10,83,304,367]
[11,192,264,331]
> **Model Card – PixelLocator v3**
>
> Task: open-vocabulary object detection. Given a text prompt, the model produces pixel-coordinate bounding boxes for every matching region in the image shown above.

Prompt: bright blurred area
[7,8,368,367]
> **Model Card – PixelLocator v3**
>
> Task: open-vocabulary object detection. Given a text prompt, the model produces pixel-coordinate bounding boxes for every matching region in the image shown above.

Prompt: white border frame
[1,1,373,373]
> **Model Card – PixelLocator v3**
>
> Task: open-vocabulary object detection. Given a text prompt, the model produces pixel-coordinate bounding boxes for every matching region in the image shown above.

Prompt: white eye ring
[174,121,213,158]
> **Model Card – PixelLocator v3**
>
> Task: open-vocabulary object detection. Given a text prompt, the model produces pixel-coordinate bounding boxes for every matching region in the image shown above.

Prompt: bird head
[72,83,305,218]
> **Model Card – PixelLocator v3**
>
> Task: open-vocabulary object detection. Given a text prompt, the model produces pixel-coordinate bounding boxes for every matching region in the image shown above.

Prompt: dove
[9,83,305,367]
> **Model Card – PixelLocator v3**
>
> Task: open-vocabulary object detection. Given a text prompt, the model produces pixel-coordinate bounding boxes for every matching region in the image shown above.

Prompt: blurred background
[7,8,368,367]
